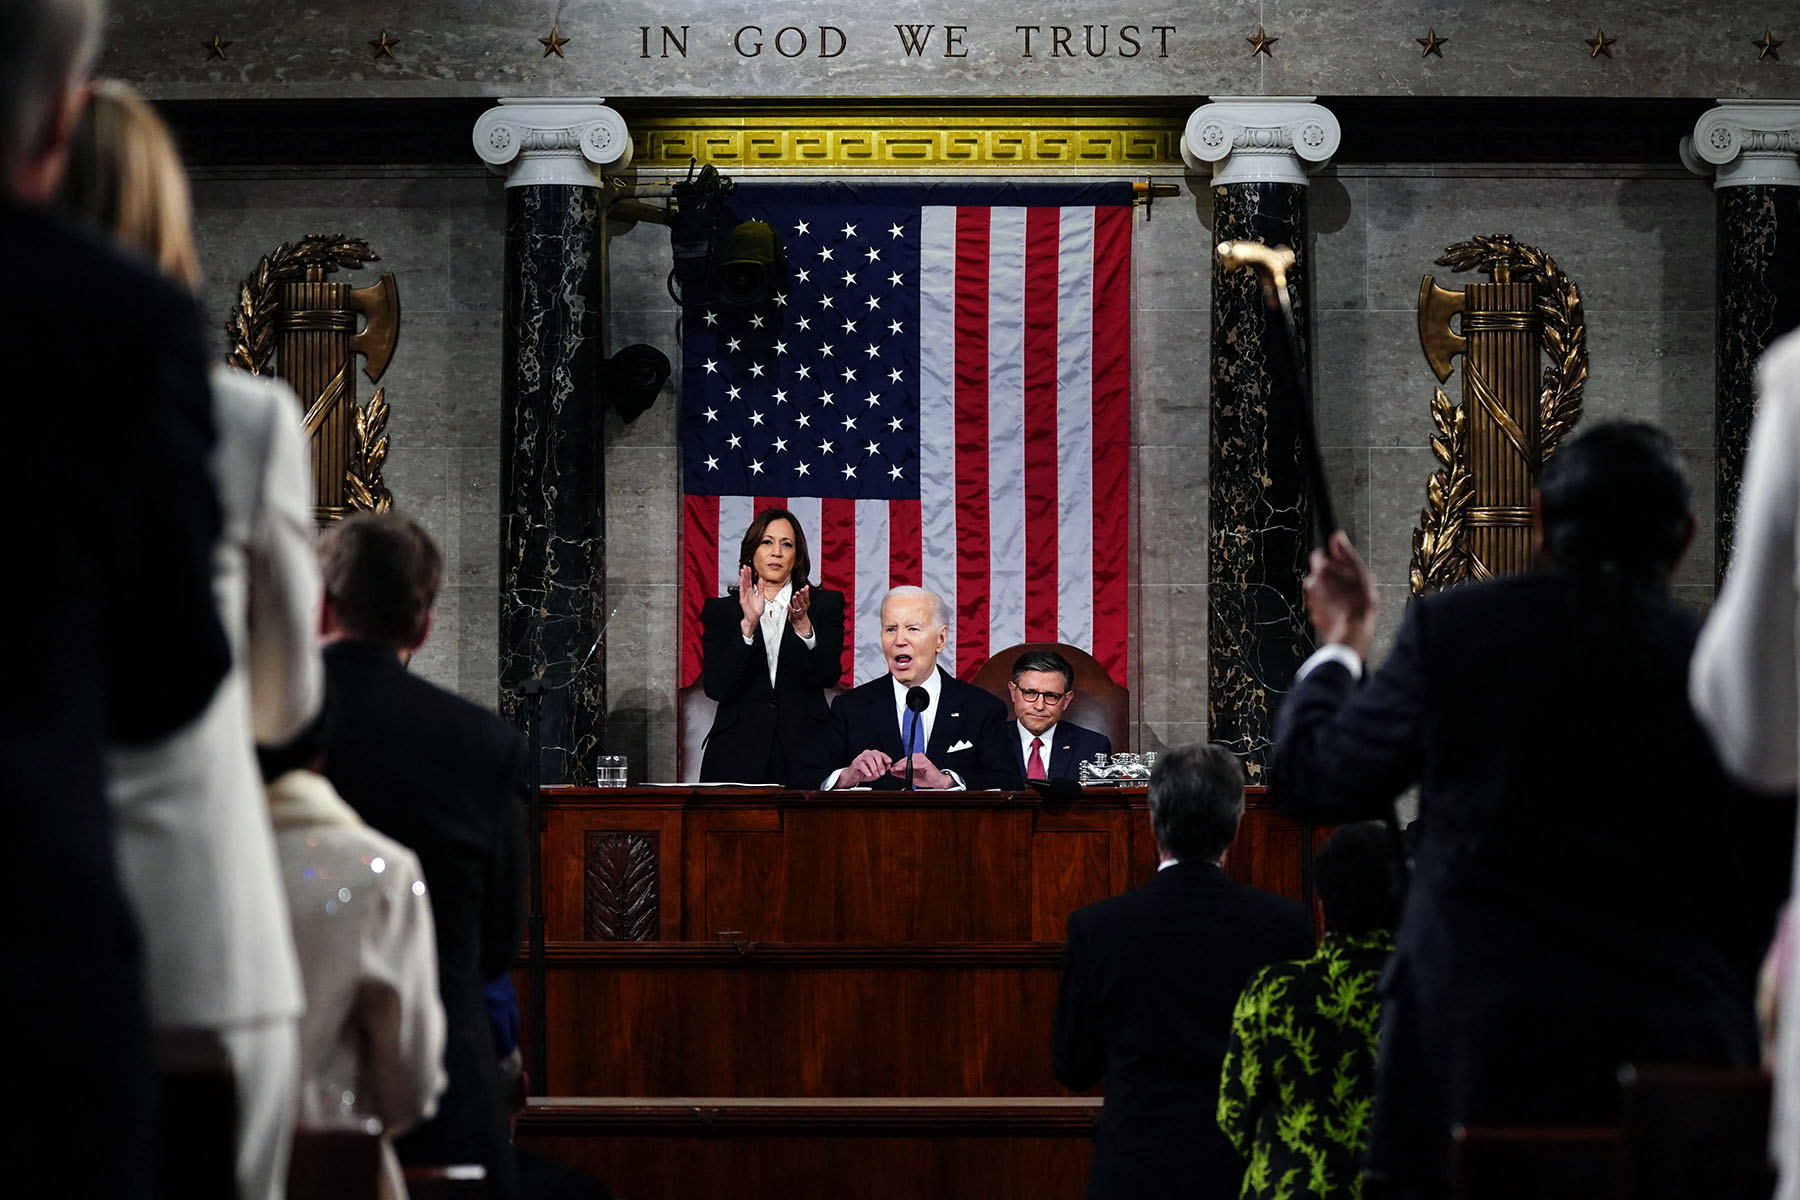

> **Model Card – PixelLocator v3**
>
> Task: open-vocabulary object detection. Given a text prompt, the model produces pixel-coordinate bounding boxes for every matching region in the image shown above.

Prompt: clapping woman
[699,509,845,784]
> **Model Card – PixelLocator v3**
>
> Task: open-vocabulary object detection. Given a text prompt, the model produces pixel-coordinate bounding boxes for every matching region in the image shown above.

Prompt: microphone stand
[905,718,917,791]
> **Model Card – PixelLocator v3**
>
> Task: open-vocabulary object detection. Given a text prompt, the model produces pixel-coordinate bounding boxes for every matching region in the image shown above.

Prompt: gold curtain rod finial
[1417,29,1448,58]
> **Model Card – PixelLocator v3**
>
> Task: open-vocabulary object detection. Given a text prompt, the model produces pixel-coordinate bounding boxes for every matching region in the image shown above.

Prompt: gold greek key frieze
[628,116,1185,169]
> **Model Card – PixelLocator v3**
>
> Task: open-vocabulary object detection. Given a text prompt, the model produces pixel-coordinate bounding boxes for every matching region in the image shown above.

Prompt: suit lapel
[926,674,958,759]
[1047,732,1075,779]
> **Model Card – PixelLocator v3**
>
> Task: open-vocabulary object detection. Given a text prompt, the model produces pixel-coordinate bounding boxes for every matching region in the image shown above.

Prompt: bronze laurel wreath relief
[225,234,398,522]
[1410,235,1588,595]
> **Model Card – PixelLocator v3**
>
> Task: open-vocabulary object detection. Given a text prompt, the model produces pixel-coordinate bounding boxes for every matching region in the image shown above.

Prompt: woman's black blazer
[698,586,846,784]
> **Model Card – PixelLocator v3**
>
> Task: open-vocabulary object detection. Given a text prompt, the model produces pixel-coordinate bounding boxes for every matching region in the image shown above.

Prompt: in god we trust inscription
[636,21,1180,59]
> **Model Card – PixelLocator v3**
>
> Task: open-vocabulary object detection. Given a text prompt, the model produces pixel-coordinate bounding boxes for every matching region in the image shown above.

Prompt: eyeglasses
[1015,688,1067,704]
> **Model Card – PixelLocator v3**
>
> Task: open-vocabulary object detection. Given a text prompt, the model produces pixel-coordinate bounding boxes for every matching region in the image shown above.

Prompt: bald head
[1,0,104,201]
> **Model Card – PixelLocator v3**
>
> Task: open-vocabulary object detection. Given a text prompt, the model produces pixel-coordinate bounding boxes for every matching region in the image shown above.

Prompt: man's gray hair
[881,585,949,631]
[0,0,103,180]
[1147,743,1246,863]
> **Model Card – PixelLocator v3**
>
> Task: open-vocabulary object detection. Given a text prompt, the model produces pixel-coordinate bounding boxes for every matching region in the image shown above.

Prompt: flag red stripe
[1089,204,1132,683]
[754,495,784,514]
[888,499,922,587]
[1023,207,1061,642]
[681,495,719,686]
[820,497,857,682]
[954,208,992,676]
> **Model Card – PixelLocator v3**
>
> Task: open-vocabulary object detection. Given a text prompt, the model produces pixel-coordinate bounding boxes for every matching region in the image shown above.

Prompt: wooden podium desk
[520,785,1322,1097]
[536,784,1314,945]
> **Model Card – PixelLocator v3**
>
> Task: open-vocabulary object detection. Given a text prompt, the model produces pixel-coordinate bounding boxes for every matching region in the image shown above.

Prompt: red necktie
[1027,737,1047,781]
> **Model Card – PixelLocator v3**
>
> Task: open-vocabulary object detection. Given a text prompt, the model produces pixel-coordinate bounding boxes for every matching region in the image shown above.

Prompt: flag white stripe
[986,207,1028,656]
[786,495,823,589]
[1056,208,1097,650]
[853,499,890,684]
[718,495,754,596]
[918,205,960,676]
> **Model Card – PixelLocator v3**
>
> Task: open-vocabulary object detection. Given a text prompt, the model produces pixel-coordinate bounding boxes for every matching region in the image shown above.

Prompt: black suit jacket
[2,203,229,1198]
[1012,720,1111,782]
[801,667,1023,790]
[699,586,844,783]
[323,641,529,1200]
[1271,571,1793,1191]
[1053,862,1312,1200]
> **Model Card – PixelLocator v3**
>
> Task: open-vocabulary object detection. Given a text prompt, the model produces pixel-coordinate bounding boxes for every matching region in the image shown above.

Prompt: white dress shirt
[1295,641,1366,685]
[742,579,817,686]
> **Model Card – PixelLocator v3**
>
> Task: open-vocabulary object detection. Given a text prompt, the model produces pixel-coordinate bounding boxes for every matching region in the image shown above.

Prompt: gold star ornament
[1754,30,1783,61]
[1247,27,1278,57]
[203,32,230,60]
[540,25,570,57]
[1586,28,1616,58]
[369,31,398,60]
[1417,28,1447,58]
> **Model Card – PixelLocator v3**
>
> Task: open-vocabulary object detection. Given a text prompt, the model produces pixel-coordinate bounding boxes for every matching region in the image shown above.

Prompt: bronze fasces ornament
[1410,235,1587,595]
[225,236,401,524]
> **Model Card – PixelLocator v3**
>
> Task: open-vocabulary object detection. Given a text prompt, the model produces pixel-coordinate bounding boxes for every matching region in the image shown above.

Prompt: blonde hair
[55,79,199,287]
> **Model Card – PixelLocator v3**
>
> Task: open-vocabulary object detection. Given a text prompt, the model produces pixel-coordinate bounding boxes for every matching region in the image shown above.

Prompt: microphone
[904,686,928,790]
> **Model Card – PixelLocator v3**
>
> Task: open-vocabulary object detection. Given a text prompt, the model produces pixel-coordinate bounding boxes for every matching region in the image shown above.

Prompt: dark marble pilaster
[1206,183,1315,776]
[1186,99,1340,777]
[499,183,605,783]
[1715,186,1800,577]
[477,100,631,784]
[1683,103,1800,583]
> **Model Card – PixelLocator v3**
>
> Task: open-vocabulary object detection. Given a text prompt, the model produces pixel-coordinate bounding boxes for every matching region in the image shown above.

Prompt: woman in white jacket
[58,81,320,1200]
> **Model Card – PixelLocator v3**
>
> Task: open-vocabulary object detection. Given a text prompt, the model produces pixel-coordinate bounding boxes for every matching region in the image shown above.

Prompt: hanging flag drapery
[679,181,1133,688]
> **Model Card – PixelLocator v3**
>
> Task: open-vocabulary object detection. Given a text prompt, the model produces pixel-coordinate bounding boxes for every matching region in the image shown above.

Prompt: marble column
[475,99,631,784]
[1682,103,1800,582]
[1183,98,1340,776]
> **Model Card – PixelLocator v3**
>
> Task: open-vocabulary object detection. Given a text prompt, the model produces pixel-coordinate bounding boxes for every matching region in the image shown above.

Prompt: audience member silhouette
[59,78,322,1200]
[318,512,528,1200]
[1274,420,1793,1199]
[1,1,231,1191]
[1053,743,1313,1200]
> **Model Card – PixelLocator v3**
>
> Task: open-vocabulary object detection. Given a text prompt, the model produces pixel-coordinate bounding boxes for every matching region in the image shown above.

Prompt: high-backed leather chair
[968,642,1130,755]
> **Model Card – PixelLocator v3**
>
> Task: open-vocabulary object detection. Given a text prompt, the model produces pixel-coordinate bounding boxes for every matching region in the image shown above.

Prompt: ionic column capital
[1682,102,1800,189]
[1182,97,1341,186]
[473,99,631,188]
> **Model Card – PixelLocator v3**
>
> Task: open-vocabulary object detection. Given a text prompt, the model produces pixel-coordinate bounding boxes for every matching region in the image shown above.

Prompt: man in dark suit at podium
[1053,743,1312,1200]
[1007,648,1112,782]
[803,586,1022,790]
[318,513,527,1200]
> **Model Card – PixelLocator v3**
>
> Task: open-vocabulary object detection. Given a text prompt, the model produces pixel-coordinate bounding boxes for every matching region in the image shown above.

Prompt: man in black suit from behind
[318,513,527,1200]
[3,0,231,1190]
[802,585,1022,790]
[1053,743,1313,1200]
[1007,648,1112,782]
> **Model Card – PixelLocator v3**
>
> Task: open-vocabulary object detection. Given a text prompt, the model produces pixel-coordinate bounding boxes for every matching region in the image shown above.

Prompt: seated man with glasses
[1008,649,1112,783]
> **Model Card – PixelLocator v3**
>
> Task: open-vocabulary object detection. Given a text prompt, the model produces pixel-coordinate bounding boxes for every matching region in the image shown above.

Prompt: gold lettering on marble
[1410,236,1588,594]
[226,236,400,524]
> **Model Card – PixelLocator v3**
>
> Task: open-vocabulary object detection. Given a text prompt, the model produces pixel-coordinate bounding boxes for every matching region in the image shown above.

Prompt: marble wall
[112,1,1798,102]
[189,167,509,707]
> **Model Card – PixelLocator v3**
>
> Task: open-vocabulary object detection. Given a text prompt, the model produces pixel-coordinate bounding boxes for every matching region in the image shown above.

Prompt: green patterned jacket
[1217,930,1395,1200]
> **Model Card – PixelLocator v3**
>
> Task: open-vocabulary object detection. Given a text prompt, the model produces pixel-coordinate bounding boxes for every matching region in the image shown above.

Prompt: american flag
[680,182,1133,687]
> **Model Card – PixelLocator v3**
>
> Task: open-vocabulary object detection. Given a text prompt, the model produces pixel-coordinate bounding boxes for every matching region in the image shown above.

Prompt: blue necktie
[901,706,921,756]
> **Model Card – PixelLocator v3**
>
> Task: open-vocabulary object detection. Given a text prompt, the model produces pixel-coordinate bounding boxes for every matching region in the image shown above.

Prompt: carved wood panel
[584,831,661,941]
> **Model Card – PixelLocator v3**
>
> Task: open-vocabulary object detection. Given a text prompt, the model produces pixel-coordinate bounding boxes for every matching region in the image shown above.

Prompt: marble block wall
[1310,164,1718,662]
[189,167,508,709]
